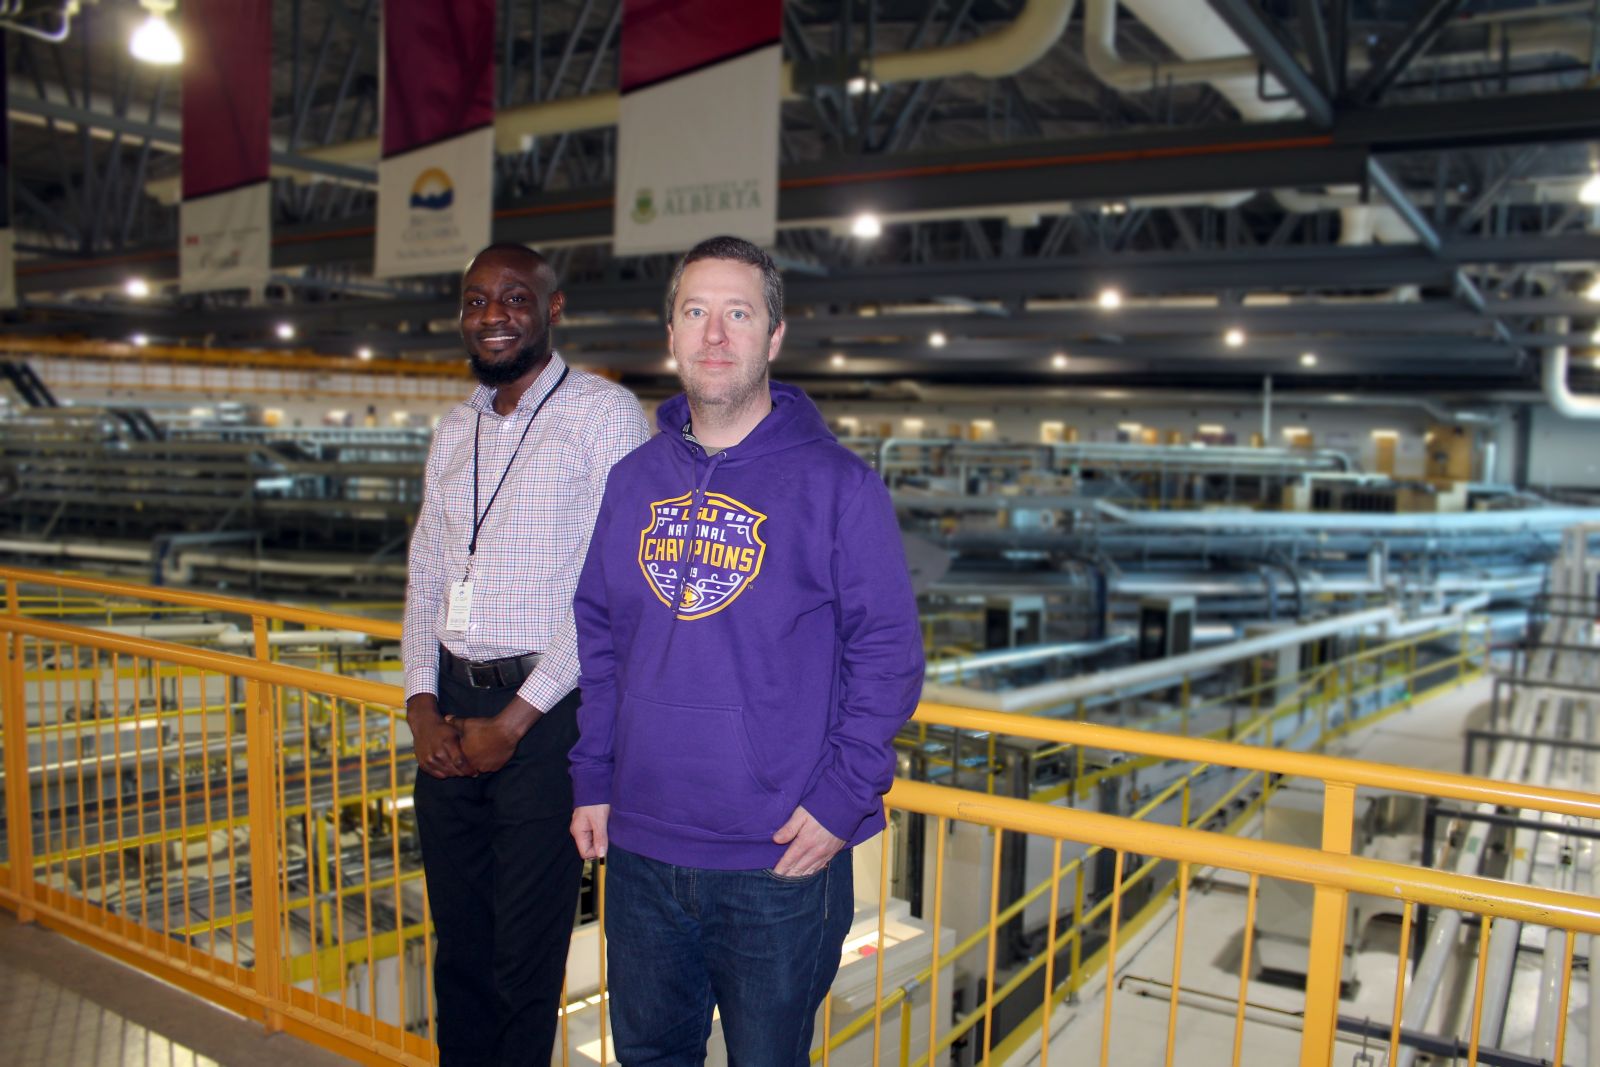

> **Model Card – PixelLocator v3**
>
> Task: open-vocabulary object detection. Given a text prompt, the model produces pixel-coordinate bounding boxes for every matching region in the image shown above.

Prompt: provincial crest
[637,491,767,620]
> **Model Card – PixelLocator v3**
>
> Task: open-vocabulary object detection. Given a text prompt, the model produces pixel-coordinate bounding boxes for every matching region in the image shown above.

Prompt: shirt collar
[466,351,568,415]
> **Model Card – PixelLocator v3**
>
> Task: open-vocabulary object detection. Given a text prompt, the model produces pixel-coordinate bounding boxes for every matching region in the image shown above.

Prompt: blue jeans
[604,846,854,1066]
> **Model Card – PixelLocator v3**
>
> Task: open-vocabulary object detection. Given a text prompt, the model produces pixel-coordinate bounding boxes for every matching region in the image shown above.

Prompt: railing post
[245,615,286,1031]
[2,578,36,921]
[1299,780,1356,1067]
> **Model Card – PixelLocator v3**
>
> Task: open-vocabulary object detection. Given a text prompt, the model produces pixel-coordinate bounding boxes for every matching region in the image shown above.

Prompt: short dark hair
[664,235,784,337]
[466,242,558,293]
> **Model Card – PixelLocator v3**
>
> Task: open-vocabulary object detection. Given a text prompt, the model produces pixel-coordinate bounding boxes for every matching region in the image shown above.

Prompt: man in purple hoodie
[569,235,924,1064]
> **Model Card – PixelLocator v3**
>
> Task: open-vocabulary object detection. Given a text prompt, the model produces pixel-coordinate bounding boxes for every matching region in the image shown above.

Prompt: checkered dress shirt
[402,354,651,711]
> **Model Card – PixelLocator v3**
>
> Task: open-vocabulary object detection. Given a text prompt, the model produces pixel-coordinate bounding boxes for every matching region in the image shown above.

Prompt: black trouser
[413,666,582,1067]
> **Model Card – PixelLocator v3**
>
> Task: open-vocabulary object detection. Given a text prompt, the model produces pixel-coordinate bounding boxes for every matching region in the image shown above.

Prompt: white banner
[375,126,494,279]
[0,230,14,310]
[179,182,271,293]
[613,45,780,256]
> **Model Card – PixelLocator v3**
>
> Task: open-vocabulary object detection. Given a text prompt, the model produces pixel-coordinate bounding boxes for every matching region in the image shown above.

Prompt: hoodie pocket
[614,691,787,838]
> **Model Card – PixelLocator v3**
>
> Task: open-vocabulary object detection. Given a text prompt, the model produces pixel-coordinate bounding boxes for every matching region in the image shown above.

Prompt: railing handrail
[916,701,1600,821]
[887,779,1600,934]
[0,614,401,706]
[1,566,403,640]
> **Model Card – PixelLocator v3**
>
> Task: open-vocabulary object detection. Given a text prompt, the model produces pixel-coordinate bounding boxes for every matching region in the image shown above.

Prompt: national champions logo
[638,491,767,620]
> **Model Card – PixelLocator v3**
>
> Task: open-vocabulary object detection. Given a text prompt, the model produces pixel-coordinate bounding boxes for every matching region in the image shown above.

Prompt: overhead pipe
[1542,345,1600,420]
[922,604,1395,712]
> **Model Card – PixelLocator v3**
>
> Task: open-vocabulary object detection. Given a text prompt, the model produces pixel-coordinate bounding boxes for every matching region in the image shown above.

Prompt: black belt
[440,646,542,690]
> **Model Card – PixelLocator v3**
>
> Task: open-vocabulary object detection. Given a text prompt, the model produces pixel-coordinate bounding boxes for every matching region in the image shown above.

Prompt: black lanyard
[468,365,569,563]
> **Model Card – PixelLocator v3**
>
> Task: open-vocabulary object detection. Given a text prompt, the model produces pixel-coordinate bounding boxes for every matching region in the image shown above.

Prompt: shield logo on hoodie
[638,491,768,620]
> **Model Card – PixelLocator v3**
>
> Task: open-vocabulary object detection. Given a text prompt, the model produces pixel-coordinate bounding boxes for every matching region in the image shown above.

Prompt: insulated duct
[1542,345,1600,420]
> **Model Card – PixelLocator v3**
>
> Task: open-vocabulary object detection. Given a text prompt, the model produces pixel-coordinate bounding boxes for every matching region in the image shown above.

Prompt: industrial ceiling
[3,0,1600,400]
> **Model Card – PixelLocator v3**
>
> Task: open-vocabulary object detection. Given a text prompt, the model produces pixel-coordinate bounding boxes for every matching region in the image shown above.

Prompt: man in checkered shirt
[402,242,649,1065]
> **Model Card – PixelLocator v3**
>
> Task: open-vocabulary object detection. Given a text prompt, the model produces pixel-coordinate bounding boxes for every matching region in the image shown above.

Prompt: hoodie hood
[656,381,835,464]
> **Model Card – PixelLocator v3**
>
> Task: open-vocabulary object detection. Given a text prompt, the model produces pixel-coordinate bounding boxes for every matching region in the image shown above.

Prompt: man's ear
[766,319,786,364]
[548,290,566,325]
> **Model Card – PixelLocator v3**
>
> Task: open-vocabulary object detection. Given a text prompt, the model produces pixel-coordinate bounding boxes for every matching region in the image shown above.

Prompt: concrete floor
[0,910,354,1067]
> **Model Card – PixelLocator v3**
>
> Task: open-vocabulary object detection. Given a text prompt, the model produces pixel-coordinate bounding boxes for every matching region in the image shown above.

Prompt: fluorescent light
[1591,327,1600,345]
[1224,327,1246,348]
[1097,287,1122,310]
[1197,424,1225,434]
[665,357,678,370]
[1582,172,1600,206]
[851,212,882,239]
[846,77,880,96]
[1117,421,1142,433]
[1051,352,1069,369]
[902,417,924,431]
[829,352,846,367]
[130,6,183,65]
[1370,429,1399,439]
[130,333,150,347]
[275,322,295,341]
[357,347,374,361]
[1586,278,1600,302]
[928,330,947,348]
[1299,352,1317,366]
[124,277,150,298]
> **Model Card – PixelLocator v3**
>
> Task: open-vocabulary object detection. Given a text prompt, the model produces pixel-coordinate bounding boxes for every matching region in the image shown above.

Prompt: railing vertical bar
[274,682,293,1023]
[153,662,176,943]
[1,579,35,920]
[1039,838,1062,1066]
[1231,872,1259,1067]
[198,652,220,981]
[1099,849,1125,1067]
[423,879,437,1057]
[300,679,322,1005]
[328,693,351,1023]
[1388,901,1413,1063]
[982,828,1003,1065]
[174,664,195,966]
[132,650,151,946]
[97,650,119,934]
[1552,925,1576,1064]
[1299,781,1355,1067]
[245,616,285,1031]
[41,636,61,898]
[68,639,91,921]
[872,808,891,1066]
[221,655,242,973]
[1466,914,1494,1066]
[1163,859,1189,1067]
[928,815,948,1064]
[387,696,410,1048]
[358,699,379,1035]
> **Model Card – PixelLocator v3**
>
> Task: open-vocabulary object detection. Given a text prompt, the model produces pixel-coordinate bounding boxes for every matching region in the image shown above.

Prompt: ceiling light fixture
[1097,287,1122,310]
[130,1,183,65]
[1582,171,1600,207]
[1051,352,1069,369]
[1587,278,1600,302]
[929,330,947,348]
[125,277,150,298]
[1300,352,1317,366]
[845,76,880,96]
[829,352,846,367]
[275,322,295,341]
[357,347,373,361]
[131,333,150,347]
[665,357,678,370]
[1224,327,1246,348]
[851,212,882,239]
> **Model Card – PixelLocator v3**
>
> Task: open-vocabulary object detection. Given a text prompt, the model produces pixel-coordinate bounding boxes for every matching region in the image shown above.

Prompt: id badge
[445,580,473,631]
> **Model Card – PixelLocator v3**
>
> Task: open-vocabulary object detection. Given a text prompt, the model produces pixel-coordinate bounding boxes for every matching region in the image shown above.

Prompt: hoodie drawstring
[671,449,728,615]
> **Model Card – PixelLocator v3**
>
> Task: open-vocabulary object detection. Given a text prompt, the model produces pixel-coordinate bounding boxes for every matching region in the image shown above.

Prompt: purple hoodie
[569,382,924,870]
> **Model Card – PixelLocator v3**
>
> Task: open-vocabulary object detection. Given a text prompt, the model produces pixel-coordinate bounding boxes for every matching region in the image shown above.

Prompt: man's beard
[681,354,768,414]
[469,335,550,386]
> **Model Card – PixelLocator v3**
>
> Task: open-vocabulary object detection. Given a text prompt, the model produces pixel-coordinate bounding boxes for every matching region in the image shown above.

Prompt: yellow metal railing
[2,568,1592,1067]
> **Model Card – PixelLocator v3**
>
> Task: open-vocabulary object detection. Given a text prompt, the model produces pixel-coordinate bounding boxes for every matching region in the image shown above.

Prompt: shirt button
[500,422,510,433]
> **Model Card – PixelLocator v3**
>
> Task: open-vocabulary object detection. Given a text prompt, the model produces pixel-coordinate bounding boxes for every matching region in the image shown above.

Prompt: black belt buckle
[466,661,504,689]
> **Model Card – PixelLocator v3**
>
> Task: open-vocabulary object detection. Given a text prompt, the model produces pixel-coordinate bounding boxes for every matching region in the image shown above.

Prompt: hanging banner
[179,0,272,293]
[613,0,781,256]
[374,0,496,278]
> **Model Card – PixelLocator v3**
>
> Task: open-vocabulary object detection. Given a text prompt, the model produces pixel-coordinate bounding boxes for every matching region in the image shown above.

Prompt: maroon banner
[181,0,271,200]
[382,0,496,158]
[621,0,781,94]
